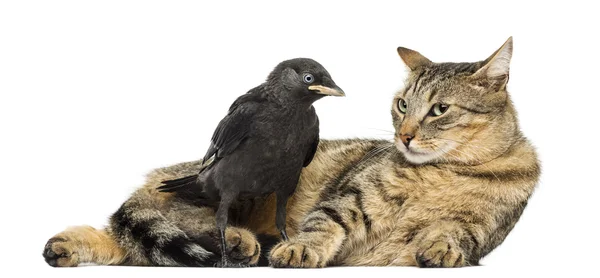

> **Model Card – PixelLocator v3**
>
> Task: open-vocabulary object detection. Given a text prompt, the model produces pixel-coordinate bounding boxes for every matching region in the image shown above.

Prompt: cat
[43,37,539,268]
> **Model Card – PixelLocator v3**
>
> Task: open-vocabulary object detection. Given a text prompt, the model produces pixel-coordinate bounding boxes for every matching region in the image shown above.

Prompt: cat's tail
[108,188,219,266]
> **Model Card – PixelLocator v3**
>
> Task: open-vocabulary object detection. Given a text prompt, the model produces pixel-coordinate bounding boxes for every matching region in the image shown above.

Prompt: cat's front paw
[415,241,465,268]
[269,241,324,268]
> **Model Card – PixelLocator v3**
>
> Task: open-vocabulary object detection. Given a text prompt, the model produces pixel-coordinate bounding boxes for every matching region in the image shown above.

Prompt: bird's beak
[308,85,346,97]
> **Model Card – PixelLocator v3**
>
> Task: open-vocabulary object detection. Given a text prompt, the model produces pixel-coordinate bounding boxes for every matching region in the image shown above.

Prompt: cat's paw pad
[225,228,260,265]
[416,241,465,268]
[269,242,323,268]
[43,237,79,267]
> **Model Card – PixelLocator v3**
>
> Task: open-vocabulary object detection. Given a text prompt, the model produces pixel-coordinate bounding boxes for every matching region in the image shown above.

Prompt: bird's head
[267,58,345,103]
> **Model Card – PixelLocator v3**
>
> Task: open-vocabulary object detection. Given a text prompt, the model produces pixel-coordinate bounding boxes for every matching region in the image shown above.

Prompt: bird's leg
[275,192,290,241]
[215,194,235,267]
[218,228,227,266]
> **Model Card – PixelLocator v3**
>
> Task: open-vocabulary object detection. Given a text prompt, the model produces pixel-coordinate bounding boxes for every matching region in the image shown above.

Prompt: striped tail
[108,191,219,266]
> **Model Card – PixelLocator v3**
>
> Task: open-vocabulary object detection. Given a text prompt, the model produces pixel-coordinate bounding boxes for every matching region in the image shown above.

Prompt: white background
[1,0,598,277]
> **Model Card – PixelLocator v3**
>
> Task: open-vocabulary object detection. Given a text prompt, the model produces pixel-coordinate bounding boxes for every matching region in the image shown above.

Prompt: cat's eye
[303,73,314,84]
[430,103,449,116]
[397,98,407,114]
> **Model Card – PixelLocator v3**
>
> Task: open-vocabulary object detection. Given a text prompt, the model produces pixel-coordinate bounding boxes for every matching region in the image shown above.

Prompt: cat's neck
[444,101,522,166]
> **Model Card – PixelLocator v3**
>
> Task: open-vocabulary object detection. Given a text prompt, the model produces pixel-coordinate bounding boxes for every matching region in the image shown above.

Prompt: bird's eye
[303,73,314,84]
[430,103,449,116]
[397,98,407,114]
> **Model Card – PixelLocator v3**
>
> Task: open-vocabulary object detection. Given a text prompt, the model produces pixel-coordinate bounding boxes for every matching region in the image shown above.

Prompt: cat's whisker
[428,144,446,163]
[365,128,396,134]
[429,141,458,163]
[356,144,395,166]
[359,147,392,165]
[435,137,468,144]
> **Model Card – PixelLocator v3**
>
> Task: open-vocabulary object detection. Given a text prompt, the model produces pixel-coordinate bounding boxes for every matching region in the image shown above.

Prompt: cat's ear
[470,37,513,90]
[397,47,432,71]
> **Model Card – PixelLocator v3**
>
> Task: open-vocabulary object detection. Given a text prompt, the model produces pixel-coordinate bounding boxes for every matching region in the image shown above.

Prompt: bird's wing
[159,93,262,193]
[303,115,320,167]
[202,94,261,162]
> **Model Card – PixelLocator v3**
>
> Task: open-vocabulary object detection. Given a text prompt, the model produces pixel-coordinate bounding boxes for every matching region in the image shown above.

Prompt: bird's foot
[280,229,289,241]
[215,256,230,268]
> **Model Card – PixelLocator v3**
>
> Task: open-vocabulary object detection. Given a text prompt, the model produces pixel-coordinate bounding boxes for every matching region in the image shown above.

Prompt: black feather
[157,175,197,192]
[303,116,320,167]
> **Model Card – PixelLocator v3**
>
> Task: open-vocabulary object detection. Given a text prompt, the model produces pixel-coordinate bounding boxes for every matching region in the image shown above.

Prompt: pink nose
[400,134,413,148]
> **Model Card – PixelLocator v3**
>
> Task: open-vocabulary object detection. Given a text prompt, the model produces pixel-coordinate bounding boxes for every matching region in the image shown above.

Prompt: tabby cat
[43,37,539,268]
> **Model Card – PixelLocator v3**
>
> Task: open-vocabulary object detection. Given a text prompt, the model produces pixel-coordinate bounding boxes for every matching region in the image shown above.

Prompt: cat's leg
[269,209,345,268]
[386,221,478,268]
[339,221,473,267]
[43,225,127,267]
[269,193,366,268]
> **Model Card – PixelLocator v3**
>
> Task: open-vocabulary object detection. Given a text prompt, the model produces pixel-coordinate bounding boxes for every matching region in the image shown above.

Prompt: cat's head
[392,37,520,165]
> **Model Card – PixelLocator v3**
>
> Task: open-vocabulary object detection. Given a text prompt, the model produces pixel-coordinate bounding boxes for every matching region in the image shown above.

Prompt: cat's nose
[400,134,414,148]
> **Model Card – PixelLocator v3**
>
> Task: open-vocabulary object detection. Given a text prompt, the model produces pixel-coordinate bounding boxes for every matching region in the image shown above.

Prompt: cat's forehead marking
[403,70,427,98]
[427,89,438,102]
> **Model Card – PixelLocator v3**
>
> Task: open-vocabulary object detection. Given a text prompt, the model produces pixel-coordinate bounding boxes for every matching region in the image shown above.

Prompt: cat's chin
[395,144,447,165]
[395,140,458,165]
[399,149,440,164]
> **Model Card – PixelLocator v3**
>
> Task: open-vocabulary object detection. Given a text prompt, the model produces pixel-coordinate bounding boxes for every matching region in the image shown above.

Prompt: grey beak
[308,85,345,97]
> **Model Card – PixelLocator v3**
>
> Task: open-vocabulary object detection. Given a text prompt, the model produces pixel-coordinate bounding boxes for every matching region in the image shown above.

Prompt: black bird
[158,58,344,266]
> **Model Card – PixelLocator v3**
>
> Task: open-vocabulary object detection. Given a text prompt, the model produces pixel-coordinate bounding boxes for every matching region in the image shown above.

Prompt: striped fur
[43,38,539,268]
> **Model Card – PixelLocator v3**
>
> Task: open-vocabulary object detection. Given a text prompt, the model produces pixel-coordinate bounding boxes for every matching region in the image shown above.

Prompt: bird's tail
[157,175,197,192]
[157,156,215,192]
